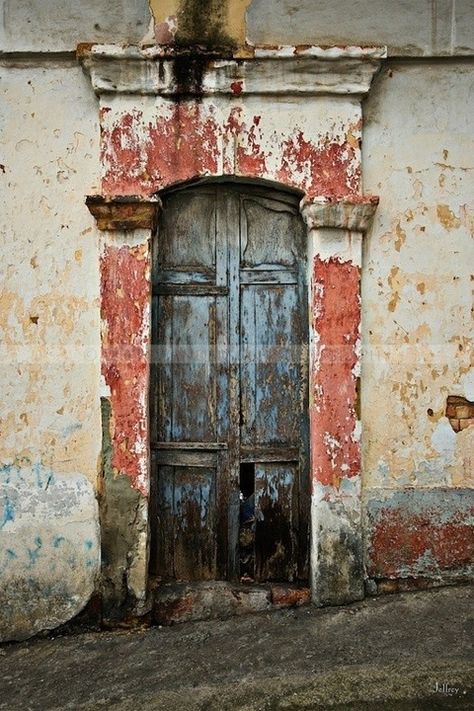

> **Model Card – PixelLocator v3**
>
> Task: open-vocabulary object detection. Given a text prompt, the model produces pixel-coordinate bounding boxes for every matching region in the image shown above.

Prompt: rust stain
[311,257,360,487]
[394,222,406,252]
[270,585,310,608]
[437,204,461,230]
[100,243,150,495]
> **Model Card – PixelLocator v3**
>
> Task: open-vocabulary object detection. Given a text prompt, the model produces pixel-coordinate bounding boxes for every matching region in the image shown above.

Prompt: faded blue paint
[0,464,100,642]
[27,537,43,567]
[0,497,15,529]
[62,422,83,437]
[366,488,474,526]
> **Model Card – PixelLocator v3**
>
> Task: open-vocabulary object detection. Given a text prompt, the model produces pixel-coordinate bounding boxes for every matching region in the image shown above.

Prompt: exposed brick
[270,585,311,608]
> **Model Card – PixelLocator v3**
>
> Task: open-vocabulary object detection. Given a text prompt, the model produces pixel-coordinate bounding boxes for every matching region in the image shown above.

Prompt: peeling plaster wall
[99,94,362,199]
[362,61,474,581]
[0,63,102,639]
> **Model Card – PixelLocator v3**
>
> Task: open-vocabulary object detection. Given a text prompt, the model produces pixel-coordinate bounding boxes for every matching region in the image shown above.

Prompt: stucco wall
[247,0,474,56]
[0,0,151,52]
[362,61,474,582]
[0,0,473,639]
[0,62,102,639]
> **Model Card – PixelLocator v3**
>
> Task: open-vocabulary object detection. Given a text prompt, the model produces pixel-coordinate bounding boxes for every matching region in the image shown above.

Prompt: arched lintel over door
[149,180,310,584]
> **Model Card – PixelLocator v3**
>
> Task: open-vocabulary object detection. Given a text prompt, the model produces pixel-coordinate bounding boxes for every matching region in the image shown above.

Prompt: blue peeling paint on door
[150,183,309,583]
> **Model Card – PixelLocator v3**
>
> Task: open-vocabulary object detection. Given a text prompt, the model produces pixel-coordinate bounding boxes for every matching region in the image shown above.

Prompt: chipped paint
[277,131,360,199]
[310,256,361,487]
[99,97,362,199]
[0,66,102,640]
[100,240,150,495]
[0,464,100,641]
[367,489,474,580]
[93,50,372,611]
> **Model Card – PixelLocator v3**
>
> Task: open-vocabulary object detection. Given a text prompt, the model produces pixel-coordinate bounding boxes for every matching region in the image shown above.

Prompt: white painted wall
[247,0,474,56]
[0,0,151,52]
[0,62,102,639]
[362,61,474,493]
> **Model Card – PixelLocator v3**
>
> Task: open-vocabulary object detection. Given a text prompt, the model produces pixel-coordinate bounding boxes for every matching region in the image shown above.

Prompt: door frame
[149,180,311,585]
[83,45,381,618]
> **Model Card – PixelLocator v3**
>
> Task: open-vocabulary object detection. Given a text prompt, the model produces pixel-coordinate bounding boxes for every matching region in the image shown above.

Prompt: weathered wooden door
[150,183,309,583]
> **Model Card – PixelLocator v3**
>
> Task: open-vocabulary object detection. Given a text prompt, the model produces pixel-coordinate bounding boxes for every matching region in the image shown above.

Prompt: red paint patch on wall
[235,118,267,177]
[310,257,360,487]
[100,243,150,495]
[101,105,219,196]
[369,508,474,578]
[100,105,361,200]
[278,132,360,199]
[230,80,243,96]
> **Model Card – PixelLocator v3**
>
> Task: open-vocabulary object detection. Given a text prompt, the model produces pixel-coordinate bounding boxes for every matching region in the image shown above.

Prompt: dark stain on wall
[99,397,146,620]
[172,0,236,97]
[176,0,234,47]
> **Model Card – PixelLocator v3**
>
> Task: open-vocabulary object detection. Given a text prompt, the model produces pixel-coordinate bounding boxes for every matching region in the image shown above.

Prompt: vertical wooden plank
[224,190,241,580]
[173,467,216,580]
[240,284,257,445]
[155,465,175,578]
[171,295,217,442]
[156,295,173,442]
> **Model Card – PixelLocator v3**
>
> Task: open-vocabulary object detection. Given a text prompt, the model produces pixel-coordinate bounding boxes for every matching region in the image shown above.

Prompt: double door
[150,183,309,583]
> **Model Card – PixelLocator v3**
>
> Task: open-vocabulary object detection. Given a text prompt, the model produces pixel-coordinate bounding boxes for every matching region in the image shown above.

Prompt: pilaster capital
[85,195,162,231]
[300,196,379,233]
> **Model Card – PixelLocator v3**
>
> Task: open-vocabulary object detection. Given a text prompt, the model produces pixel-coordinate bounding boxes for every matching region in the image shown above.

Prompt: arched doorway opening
[149,181,310,584]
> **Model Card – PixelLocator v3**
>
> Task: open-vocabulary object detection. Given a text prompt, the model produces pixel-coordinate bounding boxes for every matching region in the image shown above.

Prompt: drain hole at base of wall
[239,463,255,582]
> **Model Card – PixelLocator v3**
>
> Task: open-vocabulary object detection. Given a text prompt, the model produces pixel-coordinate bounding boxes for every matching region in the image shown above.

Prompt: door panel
[240,284,303,448]
[151,183,309,584]
[255,463,298,581]
[158,294,218,443]
[241,198,302,268]
[155,465,217,580]
[157,191,216,273]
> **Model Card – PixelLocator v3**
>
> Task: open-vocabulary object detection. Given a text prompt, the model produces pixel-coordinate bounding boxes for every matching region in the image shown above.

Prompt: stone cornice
[86,195,162,230]
[78,44,386,98]
[300,197,379,233]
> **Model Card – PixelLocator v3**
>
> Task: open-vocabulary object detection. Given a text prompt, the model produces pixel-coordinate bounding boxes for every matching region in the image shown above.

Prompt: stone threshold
[150,579,311,625]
